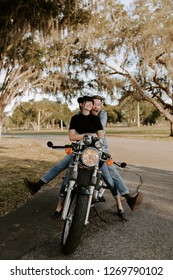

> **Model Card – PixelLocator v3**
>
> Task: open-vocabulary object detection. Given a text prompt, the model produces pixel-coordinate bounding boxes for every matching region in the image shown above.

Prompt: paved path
[33,135,173,171]
[106,136,173,172]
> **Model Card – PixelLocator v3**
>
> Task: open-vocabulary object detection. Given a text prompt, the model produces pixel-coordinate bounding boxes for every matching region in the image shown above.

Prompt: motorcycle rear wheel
[61,193,89,255]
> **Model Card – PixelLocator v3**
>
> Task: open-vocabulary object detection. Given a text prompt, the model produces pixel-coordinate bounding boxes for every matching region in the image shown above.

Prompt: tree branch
[151,64,173,100]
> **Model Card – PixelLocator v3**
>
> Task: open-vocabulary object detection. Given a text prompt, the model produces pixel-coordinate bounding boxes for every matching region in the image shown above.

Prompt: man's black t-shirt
[69,113,103,134]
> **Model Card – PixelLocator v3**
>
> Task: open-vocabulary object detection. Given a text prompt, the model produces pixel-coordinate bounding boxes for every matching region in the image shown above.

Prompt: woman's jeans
[60,162,129,198]
[41,154,129,197]
[41,154,73,184]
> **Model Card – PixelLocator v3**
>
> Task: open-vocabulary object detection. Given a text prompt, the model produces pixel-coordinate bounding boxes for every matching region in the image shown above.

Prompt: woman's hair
[77,96,93,104]
[77,95,93,110]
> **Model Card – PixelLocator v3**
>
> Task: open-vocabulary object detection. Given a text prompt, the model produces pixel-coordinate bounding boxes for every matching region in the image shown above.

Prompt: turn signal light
[65,147,72,154]
[106,159,113,166]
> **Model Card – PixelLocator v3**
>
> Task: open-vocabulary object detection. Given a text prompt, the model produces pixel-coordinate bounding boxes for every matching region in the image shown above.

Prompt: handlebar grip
[47,141,53,148]
[120,162,126,168]
[114,162,126,168]
[47,141,72,149]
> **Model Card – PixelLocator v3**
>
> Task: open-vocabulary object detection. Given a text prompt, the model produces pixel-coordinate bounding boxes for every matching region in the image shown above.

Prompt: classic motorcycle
[47,134,126,255]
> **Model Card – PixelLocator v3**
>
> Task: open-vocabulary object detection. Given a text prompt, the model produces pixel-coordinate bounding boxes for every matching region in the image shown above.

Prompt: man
[91,95,143,210]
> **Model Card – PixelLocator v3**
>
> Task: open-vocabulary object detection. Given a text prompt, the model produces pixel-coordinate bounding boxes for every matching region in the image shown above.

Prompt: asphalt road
[0,136,173,260]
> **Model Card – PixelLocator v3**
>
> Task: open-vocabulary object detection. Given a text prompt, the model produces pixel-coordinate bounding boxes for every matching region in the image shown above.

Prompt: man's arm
[99,110,107,129]
[97,130,104,138]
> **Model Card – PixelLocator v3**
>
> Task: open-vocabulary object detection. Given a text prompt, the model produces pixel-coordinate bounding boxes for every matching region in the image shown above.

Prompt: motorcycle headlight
[81,148,100,167]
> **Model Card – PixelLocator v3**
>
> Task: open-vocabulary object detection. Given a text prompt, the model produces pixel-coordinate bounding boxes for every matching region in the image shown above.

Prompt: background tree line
[4,99,73,131]
[3,98,162,132]
[0,0,173,136]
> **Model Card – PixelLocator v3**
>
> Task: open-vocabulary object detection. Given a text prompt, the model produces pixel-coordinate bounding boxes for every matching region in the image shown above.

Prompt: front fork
[84,167,99,225]
[61,159,79,220]
[61,179,75,220]
[84,185,94,225]
[62,163,100,225]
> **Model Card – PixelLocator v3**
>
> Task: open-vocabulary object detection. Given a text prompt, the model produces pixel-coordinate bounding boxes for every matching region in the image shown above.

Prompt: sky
[120,0,133,6]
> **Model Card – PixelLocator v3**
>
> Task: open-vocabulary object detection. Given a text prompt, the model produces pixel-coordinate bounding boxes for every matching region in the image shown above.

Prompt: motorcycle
[47,134,126,255]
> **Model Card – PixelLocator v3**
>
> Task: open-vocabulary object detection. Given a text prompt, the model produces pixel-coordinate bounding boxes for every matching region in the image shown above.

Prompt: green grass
[3,124,172,140]
[0,138,66,217]
[105,125,172,140]
[3,129,68,136]
[5,122,172,140]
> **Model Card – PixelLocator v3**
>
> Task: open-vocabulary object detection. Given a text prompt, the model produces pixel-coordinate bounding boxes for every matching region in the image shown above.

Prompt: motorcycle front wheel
[61,193,89,255]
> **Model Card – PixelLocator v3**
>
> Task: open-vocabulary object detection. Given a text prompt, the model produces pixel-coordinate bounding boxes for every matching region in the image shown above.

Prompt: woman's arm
[69,129,103,142]
[69,129,85,141]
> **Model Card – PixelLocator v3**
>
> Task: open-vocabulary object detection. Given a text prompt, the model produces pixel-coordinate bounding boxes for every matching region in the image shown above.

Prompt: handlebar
[114,162,126,169]
[47,141,127,168]
[47,141,72,149]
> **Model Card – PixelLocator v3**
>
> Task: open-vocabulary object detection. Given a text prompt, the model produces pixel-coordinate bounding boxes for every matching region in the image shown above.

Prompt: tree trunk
[37,111,40,131]
[170,121,173,137]
[0,108,3,138]
[0,119,2,138]
[137,102,140,128]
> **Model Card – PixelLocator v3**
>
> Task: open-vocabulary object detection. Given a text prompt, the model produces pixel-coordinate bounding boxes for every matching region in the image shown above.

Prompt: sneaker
[51,210,62,218]
[117,209,126,219]
[127,192,143,211]
[23,178,40,195]
[98,196,106,202]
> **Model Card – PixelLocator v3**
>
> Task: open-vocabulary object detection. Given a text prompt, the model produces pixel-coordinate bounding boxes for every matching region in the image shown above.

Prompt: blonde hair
[92,95,103,102]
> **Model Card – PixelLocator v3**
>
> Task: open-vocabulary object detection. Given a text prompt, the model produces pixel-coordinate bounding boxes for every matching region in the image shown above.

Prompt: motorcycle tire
[61,192,89,255]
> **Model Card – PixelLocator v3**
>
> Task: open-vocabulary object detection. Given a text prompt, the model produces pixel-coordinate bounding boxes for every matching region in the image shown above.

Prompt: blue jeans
[108,165,129,195]
[59,161,129,198]
[41,154,73,184]
[100,163,118,197]
[59,161,119,197]
[42,155,129,198]
[100,163,129,197]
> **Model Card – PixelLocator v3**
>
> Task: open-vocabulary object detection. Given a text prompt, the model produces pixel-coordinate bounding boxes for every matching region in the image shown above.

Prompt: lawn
[0,137,66,217]
[5,123,172,140]
[105,124,172,140]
